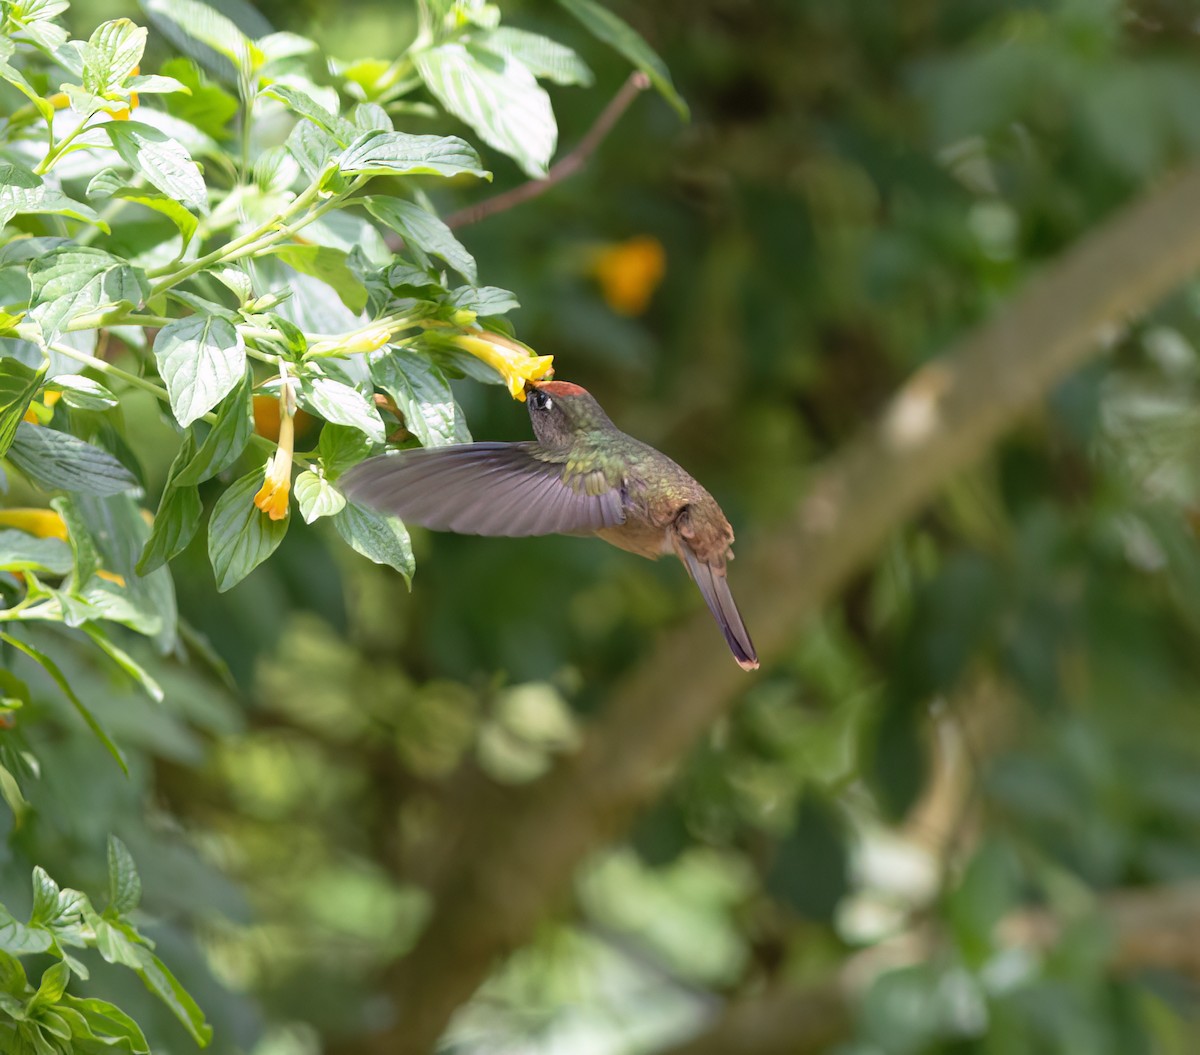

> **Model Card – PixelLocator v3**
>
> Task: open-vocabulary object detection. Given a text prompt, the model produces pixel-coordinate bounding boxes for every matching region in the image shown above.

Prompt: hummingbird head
[525,380,613,447]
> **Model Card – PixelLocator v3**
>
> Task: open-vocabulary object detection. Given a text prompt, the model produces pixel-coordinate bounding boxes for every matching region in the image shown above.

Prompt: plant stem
[47,340,169,403]
[147,177,329,294]
[34,115,94,176]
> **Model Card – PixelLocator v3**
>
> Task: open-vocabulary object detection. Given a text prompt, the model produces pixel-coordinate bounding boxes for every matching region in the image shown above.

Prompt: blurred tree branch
[657,881,1200,1055]
[348,166,1200,1055]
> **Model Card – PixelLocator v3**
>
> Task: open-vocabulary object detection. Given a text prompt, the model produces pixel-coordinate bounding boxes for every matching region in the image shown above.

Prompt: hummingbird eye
[529,390,552,411]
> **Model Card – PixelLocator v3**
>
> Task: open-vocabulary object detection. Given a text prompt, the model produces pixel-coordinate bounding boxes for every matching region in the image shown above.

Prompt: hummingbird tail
[678,545,759,671]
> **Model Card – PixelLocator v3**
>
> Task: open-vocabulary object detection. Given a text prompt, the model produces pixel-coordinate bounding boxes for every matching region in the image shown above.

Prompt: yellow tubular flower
[253,385,295,521]
[590,235,667,316]
[0,509,68,540]
[451,332,554,401]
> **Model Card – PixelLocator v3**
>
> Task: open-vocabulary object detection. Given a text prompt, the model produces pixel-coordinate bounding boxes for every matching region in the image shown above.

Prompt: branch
[443,72,651,230]
[658,881,1200,1055]
[353,165,1200,1055]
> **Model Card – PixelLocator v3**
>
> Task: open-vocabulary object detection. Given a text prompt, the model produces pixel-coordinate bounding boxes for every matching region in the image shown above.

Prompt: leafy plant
[0,0,681,1046]
[0,836,209,1052]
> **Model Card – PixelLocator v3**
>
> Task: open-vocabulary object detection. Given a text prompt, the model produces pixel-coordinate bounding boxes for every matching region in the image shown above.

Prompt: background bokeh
[8,0,1200,1052]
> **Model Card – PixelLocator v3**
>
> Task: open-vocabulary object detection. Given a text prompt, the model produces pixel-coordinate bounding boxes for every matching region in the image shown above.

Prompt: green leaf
[414,42,556,178]
[269,246,367,313]
[82,625,165,703]
[5,0,68,50]
[113,190,199,250]
[68,493,178,650]
[293,469,346,523]
[0,633,127,774]
[482,27,593,86]
[334,501,414,583]
[137,435,202,575]
[0,39,55,123]
[51,495,102,586]
[262,83,356,144]
[365,196,476,284]
[299,371,385,443]
[450,284,520,317]
[372,349,470,447]
[0,531,72,576]
[287,119,342,183]
[83,19,147,95]
[0,907,51,956]
[127,73,191,94]
[555,0,688,118]
[8,424,137,496]
[207,468,290,592]
[317,424,371,477]
[160,57,238,138]
[46,375,118,411]
[153,315,247,427]
[337,130,492,180]
[106,122,207,215]
[174,370,254,485]
[61,996,149,1053]
[27,961,69,1014]
[133,948,212,1047]
[0,162,107,231]
[28,247,148,340]
[0,358,47,457]
[106,837,141,916]
[143,0,262,77]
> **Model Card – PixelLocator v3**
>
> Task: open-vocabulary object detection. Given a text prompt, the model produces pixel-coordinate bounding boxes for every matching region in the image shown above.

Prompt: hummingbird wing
[340,442,625,537]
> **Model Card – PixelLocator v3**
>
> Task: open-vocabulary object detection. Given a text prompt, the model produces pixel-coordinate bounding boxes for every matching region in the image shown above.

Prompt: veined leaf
[372,349,470,448]
[0,161,107,231]
[113,190,199,249]
[317,424,371,477]
[482,27,593,86]
[28,247,148,340]
[8,423,137,496]
[365,196,476,284]
[153,315,246,427]
[299,370,385,443]
[143,0,263,78]
[334,501,414,583]
[337,130,491,180]
[46,375,119,411]
[82,19,147,95]
[174,370,254,485]
[555,0,688,118]
[293,469,346,523]
[107,121,207,214]
[414,42,556,178]
[106,836,141,916]
[262,83,356,144]
[207,469,290,592]
[450,284,520,317]
[138,434,201,575]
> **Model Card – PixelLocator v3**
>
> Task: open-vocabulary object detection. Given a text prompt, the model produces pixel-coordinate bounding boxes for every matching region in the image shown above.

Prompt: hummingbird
[340,380,758,670]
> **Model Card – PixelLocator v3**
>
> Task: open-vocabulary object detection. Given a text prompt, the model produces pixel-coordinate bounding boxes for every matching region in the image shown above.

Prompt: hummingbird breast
[596,520,675,559]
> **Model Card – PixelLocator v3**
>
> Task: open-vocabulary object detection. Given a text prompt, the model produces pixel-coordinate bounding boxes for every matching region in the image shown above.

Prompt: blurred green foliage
[3,0,1200,1053]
